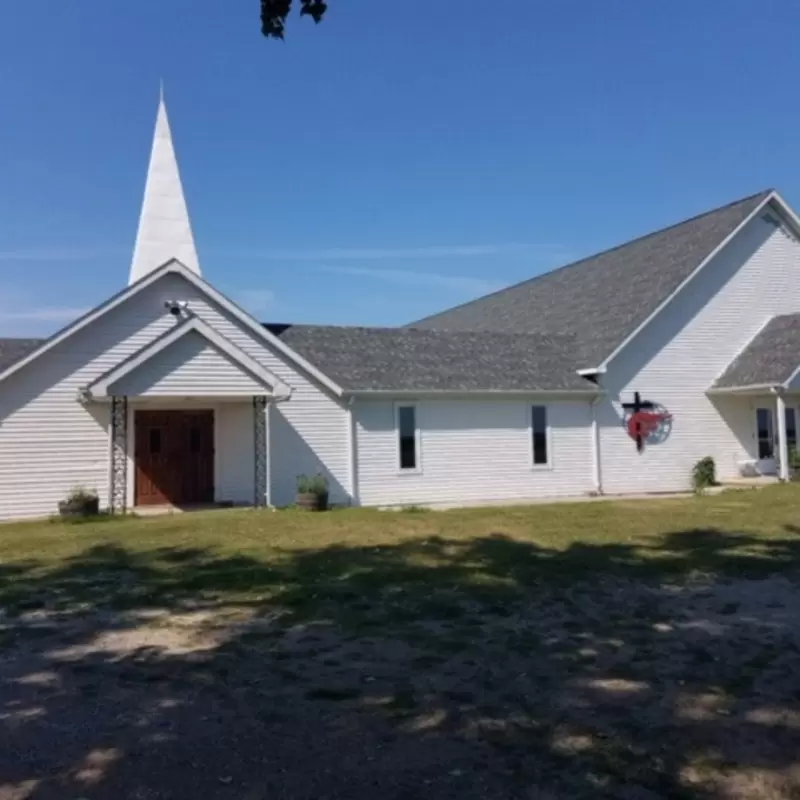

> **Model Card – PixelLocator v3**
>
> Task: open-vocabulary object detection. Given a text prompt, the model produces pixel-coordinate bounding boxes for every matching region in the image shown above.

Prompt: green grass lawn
[1,484,800,621]
[4,486,800,798]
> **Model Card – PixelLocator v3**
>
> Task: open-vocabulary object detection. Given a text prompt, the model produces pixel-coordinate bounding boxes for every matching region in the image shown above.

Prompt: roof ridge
[412,188,773,327]
[265,322,576,340]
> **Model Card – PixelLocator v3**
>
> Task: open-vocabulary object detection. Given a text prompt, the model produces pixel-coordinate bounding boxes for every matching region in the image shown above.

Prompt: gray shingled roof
[0,328,597,394]
[0,339,43,373]
[714,314,800,389]
[412,190,772,368]
[2,187,771,397]
[267,324,596,392]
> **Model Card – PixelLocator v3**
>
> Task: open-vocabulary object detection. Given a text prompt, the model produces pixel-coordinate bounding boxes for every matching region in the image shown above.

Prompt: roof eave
[345,387,605,398]
[707,383,780,395]
[577,366,607,377]
[0,259,345,398]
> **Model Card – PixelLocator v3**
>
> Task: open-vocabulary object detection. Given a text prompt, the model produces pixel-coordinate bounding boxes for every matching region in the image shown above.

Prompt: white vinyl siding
[215,402,256,505]
[109,331,269,397]
[0,272,350,519]
[356,397,592,507]
[599,212,800,494]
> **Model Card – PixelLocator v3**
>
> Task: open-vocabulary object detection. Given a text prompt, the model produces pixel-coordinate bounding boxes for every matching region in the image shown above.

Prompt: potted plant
[691,456,717,494]
[58,486,100,519]
[295,473,329,511]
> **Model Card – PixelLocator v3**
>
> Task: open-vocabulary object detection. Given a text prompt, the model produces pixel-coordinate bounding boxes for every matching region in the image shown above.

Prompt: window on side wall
[786,407,797,452]
[396,404,419,471]
[531,405,549,466]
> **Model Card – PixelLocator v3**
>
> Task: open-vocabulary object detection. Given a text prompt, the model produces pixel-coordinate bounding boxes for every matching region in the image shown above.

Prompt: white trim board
[85,315,292,399]
[781,363,800,391]
[0,259,344,397]
[707,383,779,395]
[709,372,800,395]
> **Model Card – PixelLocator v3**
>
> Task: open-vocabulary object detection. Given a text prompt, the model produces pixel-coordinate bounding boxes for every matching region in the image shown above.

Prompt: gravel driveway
[3,572,800,799]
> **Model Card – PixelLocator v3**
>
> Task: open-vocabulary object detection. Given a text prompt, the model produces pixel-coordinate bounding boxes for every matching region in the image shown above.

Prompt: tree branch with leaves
[260,0,329,39]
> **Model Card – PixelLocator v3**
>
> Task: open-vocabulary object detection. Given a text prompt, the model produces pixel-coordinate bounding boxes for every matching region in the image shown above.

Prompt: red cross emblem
[622,392,672,453]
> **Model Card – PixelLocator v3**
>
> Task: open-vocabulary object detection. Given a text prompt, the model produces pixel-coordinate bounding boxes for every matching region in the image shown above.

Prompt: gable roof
[86,316,291,399]
[0,339,42,373]
[0,259,344,397]
[412,190,774,369]
[713,313,800,390]
[1,190,786,397]
[266,324,598,393]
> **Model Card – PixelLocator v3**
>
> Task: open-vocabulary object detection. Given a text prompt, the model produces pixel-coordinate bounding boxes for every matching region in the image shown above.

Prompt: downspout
[346,396,359,506]
[590,394,604,495]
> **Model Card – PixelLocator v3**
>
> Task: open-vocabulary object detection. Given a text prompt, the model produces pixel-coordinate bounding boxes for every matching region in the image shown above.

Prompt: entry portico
[710,312,800,481]
[709,386,798,481]
[81,313,291,511]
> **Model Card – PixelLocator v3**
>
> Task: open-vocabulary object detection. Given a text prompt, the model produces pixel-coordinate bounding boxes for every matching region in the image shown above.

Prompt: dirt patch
[2,575,800,798]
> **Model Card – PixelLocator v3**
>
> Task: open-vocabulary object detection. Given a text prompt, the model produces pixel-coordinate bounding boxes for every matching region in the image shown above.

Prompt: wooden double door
[135,410,214,506]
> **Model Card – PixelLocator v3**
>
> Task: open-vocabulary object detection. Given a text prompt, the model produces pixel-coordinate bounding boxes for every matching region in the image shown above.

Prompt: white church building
[1,97,799,520]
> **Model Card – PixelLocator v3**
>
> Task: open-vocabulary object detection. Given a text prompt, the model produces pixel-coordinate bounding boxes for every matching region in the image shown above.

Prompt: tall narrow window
[756,408,774,460]
[786,407,797,452]
[532,405,549,466]
[397,405,418,471]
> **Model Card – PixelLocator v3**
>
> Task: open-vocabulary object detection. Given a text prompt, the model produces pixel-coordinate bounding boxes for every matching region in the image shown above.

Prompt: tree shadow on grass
[2,525,800,798]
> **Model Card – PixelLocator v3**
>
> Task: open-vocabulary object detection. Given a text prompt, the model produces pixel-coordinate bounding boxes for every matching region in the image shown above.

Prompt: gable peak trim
[596,189,778,372]
[84,315,292,399]
[0,260,344,398]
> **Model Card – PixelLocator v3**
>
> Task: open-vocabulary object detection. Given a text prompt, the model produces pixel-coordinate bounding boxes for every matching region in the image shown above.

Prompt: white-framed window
[531,405,550,467]
[395,403,420,472]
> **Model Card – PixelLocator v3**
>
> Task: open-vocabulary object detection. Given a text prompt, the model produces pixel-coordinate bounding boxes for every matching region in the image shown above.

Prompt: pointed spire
[129,90,200,285]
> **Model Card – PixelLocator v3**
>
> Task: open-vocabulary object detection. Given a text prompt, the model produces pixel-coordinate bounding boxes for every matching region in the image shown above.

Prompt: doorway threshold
[134,502,239,517]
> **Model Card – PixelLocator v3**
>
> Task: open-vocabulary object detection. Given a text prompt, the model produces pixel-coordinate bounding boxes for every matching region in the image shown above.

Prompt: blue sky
[1,1,799,336]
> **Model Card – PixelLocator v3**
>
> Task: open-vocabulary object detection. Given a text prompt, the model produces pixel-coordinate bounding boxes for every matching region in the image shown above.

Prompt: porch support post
[110,396,128,513]
[253,396,268,507]
[776,390,790,481]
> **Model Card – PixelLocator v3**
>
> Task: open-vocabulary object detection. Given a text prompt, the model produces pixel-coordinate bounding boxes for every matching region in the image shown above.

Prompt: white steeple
[129,88,200,285]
